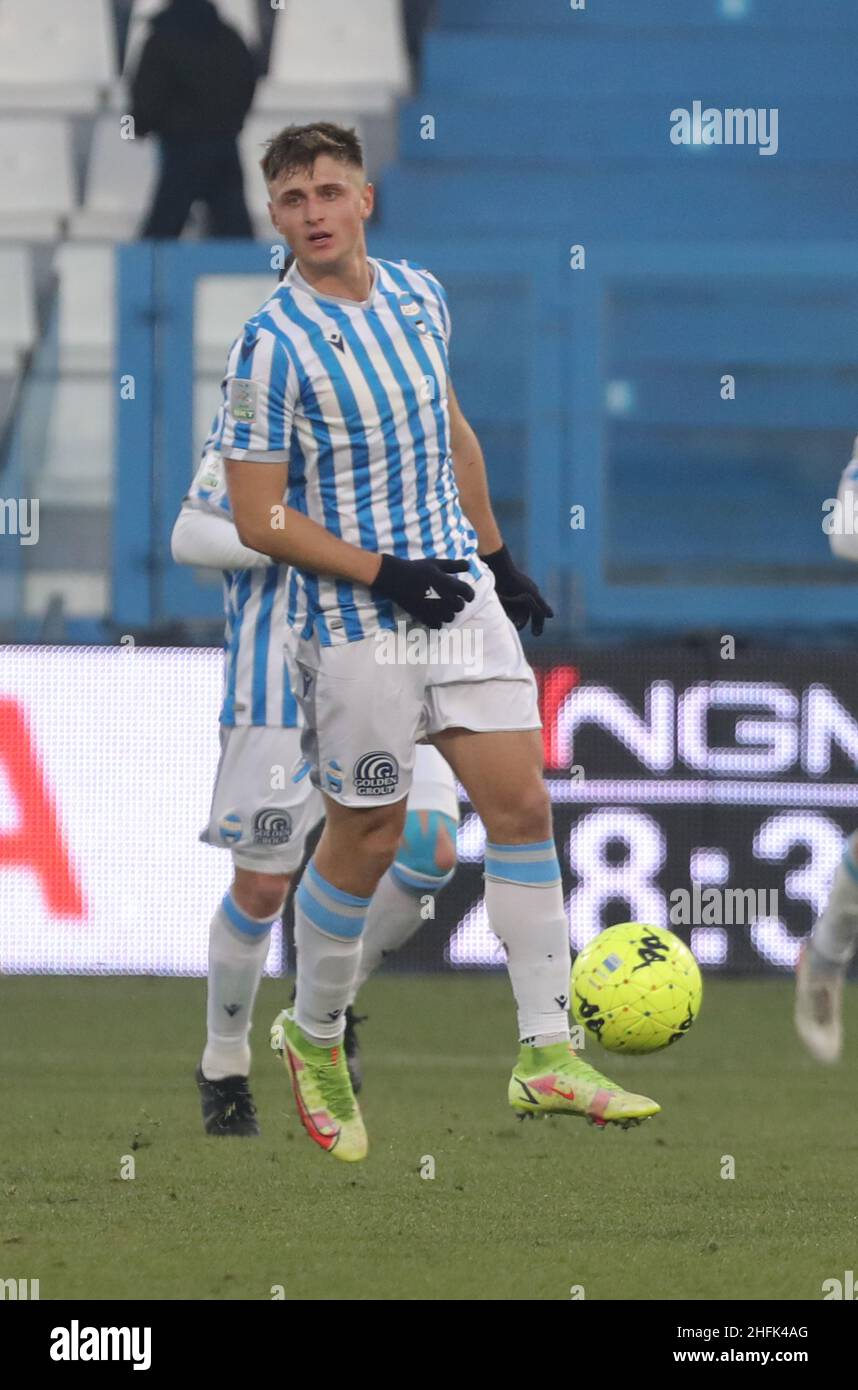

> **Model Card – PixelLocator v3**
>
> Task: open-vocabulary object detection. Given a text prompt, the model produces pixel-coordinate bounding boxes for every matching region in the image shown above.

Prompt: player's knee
[351,816,403,877]
[232,870,289,921]
[393,810,458,893]
[367,836,402,878]
[486,782,551,844]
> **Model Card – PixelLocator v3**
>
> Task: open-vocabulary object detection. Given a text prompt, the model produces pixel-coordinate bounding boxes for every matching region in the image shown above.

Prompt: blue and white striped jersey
[183,450,299,730]
[214,256,480,646]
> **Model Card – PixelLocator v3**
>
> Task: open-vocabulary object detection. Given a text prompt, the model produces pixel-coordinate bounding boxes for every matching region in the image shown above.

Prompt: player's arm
[226,460,473,626]
[225,460,380,583]
[448,380,503,555]
[170,504,274,570]
[220,329,380,584]
[448,380,553,636]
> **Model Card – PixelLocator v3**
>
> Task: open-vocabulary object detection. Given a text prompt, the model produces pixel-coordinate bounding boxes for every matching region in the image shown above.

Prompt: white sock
[812,832,858,967]
[350,859,454,999]
[202,892,278,1081]
[294,860,371,1044]
[484,839,571,1043]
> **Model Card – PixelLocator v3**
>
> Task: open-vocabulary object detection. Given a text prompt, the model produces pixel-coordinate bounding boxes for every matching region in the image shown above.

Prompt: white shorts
[201,725,324,873]
[201,729,459,873]
[287,564,541,807]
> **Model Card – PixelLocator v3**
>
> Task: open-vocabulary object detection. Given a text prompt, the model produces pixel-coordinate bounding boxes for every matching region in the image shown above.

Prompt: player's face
[267,157,373,268]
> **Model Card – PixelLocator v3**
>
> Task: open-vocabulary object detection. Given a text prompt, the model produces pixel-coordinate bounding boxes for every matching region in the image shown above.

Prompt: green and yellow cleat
[270,1008,368,1162]
[508,1041,661,1129]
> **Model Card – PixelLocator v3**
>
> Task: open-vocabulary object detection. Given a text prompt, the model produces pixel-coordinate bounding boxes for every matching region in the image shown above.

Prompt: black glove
[371,554,475,629]
[480,544,554,636]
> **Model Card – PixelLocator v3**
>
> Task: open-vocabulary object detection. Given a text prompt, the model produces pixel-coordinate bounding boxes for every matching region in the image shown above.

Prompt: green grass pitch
[2,974,856,1301]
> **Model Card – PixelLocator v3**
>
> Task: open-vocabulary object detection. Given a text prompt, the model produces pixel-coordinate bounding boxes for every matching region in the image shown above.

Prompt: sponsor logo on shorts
[253,808,293,846]
[217,811,244,845]
[353,751,399,797]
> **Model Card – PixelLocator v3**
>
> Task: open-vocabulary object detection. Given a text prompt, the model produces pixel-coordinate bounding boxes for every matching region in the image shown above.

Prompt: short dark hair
[260,122,365,187]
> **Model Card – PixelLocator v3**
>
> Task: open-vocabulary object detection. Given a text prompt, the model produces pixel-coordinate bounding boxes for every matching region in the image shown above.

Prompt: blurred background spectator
[132,0,257,238]
[402,0,439,78]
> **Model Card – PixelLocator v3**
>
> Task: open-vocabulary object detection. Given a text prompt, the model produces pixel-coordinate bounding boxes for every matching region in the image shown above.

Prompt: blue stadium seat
[437,0,858,32]
[398,97,858,164]
[380,166,858,239]
[610,289,858,368]
[422,31,854,98]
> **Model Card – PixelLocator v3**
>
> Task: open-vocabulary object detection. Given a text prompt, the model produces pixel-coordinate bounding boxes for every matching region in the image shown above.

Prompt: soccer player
[795,438,858,1061]
[221,122,660,1161]
[172,446,460,1134]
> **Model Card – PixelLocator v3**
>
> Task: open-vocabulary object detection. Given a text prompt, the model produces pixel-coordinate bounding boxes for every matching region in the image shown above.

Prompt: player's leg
[270,794,405,1161]
[344,744,460,1089]
[270,630,424,1161]
[197,724,323,1135]
[429,724,570,1043]
[352,745,459,987]
[428,581,567,1048]
[197,865,288,1139]
[427,580,659,1126]
[795,830,858,1062]
[292,793,407,1041]
[201,865,289,1084]
[433,724,659,1127]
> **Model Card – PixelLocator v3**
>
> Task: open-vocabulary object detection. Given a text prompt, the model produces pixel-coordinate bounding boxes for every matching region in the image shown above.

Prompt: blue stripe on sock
[305,860,372,910]
[486,839,555,854]
[222,892,278,939]
[484,858,560,885]
[296,880,366,939]
[297,862,371,940]
[484,840,561,886]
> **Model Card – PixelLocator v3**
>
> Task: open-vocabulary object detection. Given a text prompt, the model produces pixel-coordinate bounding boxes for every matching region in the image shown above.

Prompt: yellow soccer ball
[571,923,703,1055]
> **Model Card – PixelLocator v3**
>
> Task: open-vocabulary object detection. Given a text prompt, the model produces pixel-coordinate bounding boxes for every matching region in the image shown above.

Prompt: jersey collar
[285,256,379,309]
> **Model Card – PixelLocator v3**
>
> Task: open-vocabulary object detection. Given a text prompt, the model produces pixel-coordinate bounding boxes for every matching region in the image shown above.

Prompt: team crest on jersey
[324,758,344,794]
[229,379,257,422]
[398,295,427,331]
[353,751,399,797]
[253,808,293,846]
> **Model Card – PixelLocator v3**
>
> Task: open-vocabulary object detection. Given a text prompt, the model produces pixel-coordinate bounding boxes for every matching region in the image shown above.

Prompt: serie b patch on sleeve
[229,378,258,423]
